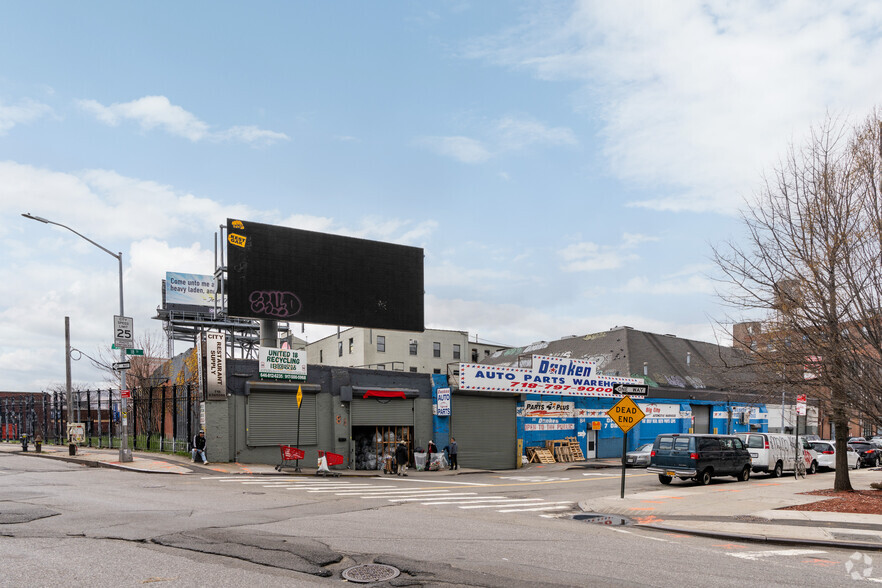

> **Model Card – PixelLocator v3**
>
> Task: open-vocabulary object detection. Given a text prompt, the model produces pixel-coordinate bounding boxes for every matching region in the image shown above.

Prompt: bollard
[35,434,42,453]
[21,433,28,452]
[69,443,77,456]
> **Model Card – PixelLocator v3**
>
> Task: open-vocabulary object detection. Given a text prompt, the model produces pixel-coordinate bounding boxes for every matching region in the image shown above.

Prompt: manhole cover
[341,564,400,583]
[573,513,632,526]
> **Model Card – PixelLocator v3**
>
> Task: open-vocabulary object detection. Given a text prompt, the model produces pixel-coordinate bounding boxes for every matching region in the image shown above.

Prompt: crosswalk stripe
[333,489,448,496]
[306,486,398,492]
[387,493,477,502]
[728,549,826,561]
[497,504,574,513]
[458,500,552,509]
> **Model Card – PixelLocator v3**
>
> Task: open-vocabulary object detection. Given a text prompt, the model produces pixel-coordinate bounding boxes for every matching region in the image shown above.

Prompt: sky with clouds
[3,1,882,391]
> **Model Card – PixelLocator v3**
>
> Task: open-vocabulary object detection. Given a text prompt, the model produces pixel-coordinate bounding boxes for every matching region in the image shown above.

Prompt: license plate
[665,470,675,477]
[750,452,758,458]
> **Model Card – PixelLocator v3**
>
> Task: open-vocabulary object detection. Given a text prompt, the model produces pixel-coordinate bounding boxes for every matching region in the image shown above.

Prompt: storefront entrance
[585,428,597,459]
[350,397,414,471]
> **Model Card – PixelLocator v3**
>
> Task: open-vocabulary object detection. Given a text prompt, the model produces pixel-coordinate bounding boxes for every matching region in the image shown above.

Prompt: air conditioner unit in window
[409,339,417,344]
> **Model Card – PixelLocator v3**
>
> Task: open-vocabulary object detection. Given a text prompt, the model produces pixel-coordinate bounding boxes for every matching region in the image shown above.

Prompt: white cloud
[465,2,882,213]
[0,99,54,134]
[78,95,289,145]
[418,135,492,163]
[419,115,577,163]
[494,116,577,150]
[425,295,718,348]
[558,231,654,272]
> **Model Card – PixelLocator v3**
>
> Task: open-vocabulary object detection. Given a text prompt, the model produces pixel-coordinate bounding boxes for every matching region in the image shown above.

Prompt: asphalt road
[0,453,872,587]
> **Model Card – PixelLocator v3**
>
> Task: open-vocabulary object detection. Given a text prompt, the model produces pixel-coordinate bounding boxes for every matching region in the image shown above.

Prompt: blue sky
[3,1,882,391]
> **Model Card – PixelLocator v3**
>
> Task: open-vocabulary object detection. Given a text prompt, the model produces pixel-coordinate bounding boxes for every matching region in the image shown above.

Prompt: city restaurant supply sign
[459,355,644,397]
[258,347,307,381]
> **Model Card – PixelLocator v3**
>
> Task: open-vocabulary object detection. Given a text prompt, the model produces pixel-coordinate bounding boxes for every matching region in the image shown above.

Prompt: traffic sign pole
[607,395,647,500]
[621,432,627,499]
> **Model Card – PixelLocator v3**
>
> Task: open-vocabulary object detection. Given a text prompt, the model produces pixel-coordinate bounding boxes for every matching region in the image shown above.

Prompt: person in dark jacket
[395,442,408,476]
[192,430,208,464]
[449,437,458,470]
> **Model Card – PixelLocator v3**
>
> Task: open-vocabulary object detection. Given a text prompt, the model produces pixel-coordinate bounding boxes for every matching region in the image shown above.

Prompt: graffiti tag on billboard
[249,290,302,318]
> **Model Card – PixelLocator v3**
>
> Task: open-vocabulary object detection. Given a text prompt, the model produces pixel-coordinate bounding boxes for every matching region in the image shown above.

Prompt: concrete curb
[636,522,882,552]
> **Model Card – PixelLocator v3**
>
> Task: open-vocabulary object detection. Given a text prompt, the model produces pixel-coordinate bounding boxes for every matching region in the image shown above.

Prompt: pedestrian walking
[192,430,208,464]
[395,442,409,476]
[449,437,458,470]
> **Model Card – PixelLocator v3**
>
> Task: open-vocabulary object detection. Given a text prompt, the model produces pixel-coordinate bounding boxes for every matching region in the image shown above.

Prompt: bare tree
[713,112,882,491]
[96,331,170,389]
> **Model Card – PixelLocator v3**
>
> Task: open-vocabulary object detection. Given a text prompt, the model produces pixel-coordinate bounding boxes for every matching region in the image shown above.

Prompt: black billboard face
[226,219,424,331]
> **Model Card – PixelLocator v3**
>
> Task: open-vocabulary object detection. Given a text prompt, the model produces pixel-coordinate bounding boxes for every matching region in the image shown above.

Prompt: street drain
[573,513,632,526]
[341,564,400,583]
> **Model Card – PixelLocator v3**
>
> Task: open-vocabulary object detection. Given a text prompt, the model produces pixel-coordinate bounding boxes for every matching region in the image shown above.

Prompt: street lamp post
[22,213,133,463]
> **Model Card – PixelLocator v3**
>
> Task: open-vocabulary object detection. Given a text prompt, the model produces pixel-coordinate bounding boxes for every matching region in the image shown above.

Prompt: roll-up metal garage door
[247,391,317,446]
[452,395,516,470]
[351,398,414,426]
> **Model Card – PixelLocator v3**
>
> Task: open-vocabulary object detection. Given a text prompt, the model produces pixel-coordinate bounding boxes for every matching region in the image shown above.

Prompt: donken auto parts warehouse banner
[459,355,643,397]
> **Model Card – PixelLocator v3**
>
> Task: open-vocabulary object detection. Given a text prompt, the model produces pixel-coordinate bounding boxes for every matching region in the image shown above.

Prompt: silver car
[625,443,654,467]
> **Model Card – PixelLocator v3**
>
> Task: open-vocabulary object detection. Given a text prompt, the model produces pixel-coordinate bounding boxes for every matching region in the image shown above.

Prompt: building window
[433,342,441,357]
[377,364,385,370]
[338,341,343,357]
[409,367,417,373]
[377,335,385,352]
[433,368,441,374]
[453,344,461,359]
[349,337,354,354]
[453,369,459,376]
[409,341,418,355]
[484,350,490,357]
[471,348,478,362]
[319,349,323,363]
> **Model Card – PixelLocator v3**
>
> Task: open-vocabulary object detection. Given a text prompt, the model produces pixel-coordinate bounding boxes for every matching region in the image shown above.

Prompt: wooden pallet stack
[566,437,585,461]
[526,446,556,463]
[547,439,572,462]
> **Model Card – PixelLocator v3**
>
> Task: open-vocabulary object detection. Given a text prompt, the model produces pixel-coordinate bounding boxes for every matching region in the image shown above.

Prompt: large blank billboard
[226,219,424,331]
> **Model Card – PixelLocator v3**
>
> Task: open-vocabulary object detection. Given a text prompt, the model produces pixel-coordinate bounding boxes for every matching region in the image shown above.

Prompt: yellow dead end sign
[296,385,303,408]
[607,395,646,433]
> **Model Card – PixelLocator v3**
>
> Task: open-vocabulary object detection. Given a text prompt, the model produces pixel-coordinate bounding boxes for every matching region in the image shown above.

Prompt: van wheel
[658,474,672,485]
[695,469,712,485]
[737,465,750,482]
[808,461,817,475]
[770,462,782,478]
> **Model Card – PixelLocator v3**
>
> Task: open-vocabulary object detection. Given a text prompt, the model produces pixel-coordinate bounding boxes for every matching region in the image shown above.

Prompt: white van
[737,433,820,476]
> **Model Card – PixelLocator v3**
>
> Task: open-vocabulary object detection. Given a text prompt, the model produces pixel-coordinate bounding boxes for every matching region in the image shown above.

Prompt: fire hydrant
[34,434,42,453]
[21,433,28,452]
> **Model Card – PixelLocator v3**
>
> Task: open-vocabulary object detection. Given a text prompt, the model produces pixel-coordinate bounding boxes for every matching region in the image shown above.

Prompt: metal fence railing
[0,385,200,454]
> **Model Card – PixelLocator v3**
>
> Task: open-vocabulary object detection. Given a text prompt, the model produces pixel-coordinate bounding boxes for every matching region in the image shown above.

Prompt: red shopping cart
[275,445,305,471]
[317,450,344,477]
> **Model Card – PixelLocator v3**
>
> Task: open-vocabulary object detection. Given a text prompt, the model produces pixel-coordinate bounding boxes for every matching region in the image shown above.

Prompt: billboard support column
[260,320,278,348]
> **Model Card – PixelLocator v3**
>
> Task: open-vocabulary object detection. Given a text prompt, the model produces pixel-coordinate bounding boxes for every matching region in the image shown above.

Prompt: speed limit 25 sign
[114,315,134,348]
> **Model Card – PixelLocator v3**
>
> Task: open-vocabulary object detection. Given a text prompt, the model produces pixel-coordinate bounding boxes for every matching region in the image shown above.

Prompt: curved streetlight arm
[22,213,120,261]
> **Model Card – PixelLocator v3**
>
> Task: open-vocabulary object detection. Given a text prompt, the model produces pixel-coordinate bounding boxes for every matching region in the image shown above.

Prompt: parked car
[736,433,820,476]
[849,441,880,467]
[810,440,860,470]
[647,434,752,485]
[849,437,868,444]
[869,437,882,449]
[802,434,821,442]
[625,443,654,467]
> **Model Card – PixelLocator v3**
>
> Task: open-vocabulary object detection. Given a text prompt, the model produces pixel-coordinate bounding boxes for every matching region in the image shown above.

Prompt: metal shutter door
[247,391,317,446]
[452,395,516,470]
[351,398,414,426]
[691,404,710,434]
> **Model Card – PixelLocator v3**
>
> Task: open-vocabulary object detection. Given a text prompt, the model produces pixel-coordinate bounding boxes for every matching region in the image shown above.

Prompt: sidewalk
[3,441,600,477]
[579,467,882,550]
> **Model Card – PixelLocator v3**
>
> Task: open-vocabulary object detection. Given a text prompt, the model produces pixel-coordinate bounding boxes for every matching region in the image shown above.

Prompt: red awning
[362,390,406,400]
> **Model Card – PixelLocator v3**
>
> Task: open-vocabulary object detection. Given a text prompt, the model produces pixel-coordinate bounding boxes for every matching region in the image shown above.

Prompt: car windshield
[811,442,832,452]
[637,444,653,452]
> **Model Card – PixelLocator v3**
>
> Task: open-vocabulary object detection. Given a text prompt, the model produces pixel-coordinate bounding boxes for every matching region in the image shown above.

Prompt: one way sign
[613,383,648,396]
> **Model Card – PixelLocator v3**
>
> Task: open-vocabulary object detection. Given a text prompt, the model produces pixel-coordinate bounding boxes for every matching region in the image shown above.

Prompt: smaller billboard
[436,388,451,416]
[259,347,307,381]
[165,272,216,311]
[205,332,226,401]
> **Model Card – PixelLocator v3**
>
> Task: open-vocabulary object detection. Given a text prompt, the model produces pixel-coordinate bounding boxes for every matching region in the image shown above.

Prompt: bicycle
[795,459,806,479]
